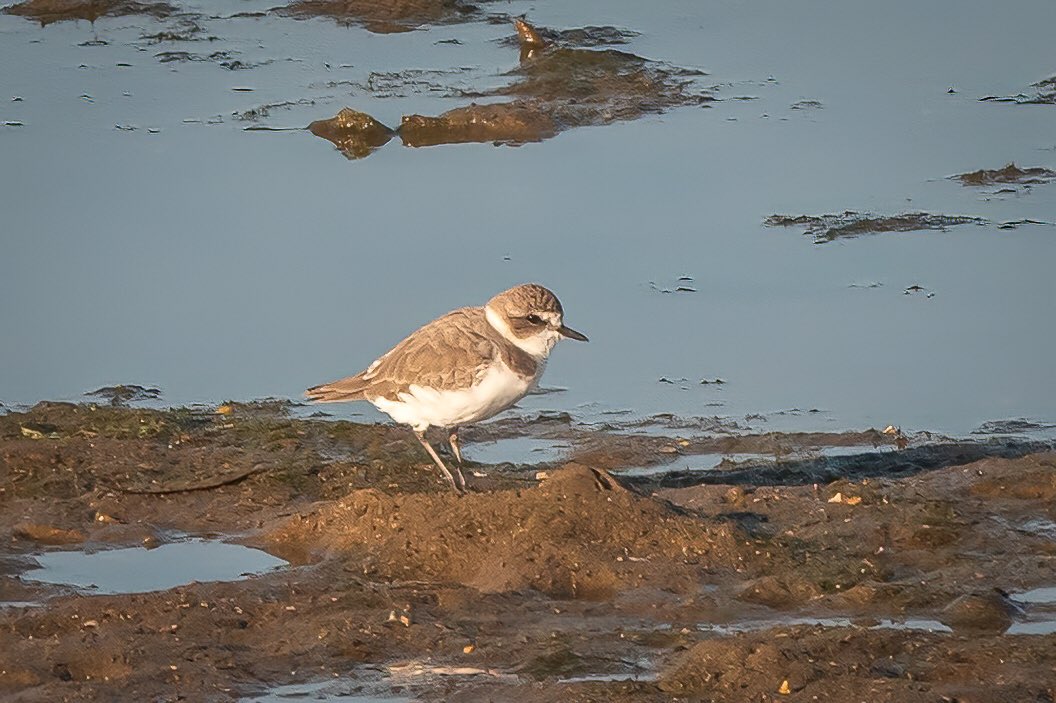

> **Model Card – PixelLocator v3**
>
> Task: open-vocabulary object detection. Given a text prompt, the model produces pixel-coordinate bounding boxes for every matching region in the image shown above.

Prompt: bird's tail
[305,375,371,403]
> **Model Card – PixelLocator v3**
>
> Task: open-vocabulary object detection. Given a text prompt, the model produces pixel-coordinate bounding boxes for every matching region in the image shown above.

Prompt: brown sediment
[278,0,481,34]
[953,162,1056,186]
[3,0,175,25]
[493,46,708,129]
[2,403,1055,702]
[307,107,395,159]
[764,211,988,243]
[399,102,558,146]
[658,625,1055,700]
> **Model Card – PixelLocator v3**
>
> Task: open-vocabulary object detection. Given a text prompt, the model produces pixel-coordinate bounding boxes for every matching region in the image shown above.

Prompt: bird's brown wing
[305,307,499,403]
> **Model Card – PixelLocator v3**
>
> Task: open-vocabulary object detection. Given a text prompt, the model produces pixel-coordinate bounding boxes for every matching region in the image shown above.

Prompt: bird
[305,284,587,492]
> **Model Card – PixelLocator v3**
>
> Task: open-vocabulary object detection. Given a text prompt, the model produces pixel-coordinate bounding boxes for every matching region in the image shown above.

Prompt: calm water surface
[2,0,1054,436]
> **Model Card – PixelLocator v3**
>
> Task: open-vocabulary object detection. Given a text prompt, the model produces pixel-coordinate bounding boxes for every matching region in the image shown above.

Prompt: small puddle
[242,680,411,703]
[21,539,287,595]
[1018,519,1056,541]
[1007,621,1056,636]
[1006,585,1056,634]
[617,445,887,477]
[559,671,657,684]
[463,437,570,466]
[1012,586,1056,604]
[699,617,953,635]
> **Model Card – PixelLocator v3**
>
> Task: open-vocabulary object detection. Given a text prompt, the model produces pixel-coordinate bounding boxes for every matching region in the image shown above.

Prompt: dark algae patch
[83,384,161,406]
[765,211,987,243]
[981,74,1056,105]
[4,0,175,25]
[952,162,1056,187]
[307,19,711,157]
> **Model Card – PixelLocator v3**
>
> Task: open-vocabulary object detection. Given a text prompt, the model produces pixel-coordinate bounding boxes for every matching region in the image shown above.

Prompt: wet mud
[307,20,710,158]
[3,0,174,25]
[2,402,1055,701]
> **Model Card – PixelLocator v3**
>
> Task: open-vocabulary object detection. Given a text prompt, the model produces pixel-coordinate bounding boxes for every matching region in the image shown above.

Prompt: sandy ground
[1,401,1054,702]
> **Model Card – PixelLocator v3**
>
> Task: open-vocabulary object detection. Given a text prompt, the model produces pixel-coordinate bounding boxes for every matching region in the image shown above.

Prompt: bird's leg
[448,428,467,492]
[449,428,464,464]
[414,430,464,494]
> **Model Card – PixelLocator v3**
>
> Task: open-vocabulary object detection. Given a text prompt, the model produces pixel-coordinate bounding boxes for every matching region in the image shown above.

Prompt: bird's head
[484,283,588,359]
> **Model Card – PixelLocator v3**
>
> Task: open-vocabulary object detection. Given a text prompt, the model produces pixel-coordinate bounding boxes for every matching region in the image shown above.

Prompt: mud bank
[1,403,1054,701]
[3,0,175,25]
[306,19,710,158]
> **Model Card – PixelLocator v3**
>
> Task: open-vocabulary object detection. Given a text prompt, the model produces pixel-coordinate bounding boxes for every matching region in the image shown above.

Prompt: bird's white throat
[485,305,559,360]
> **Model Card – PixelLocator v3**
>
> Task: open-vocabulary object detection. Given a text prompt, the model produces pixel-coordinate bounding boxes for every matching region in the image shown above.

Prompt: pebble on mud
[941,591,1019,632]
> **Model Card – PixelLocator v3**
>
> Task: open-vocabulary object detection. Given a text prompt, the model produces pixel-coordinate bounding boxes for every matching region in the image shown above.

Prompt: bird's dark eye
[525,314,544,325]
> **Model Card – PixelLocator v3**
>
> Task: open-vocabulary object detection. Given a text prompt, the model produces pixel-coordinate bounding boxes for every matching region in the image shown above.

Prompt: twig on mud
[100,463,271,495]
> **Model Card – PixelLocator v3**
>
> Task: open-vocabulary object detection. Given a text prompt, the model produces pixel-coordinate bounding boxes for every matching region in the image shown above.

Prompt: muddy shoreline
[1,402,1054,701]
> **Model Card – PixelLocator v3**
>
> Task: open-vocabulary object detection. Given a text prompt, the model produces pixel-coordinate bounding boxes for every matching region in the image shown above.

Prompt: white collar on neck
[485,305,558,360]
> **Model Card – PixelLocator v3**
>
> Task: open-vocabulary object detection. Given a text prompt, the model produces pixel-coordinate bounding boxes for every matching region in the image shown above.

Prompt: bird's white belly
[371,362,537,431]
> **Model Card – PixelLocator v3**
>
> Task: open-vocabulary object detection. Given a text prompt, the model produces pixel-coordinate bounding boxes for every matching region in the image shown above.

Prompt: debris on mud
[649,276,698,294]
[903,284,935,298]
[84,384,162,406]
[343,67,476,99]
[980,75,1056,105]
[3,0,175,25]
[139,19,209,43]
[952,162,1056,187]
[306,19,710,157]
[234,98,316,122]
[764,211,987,243]
[154,50,269,70]
[278,0,481,34]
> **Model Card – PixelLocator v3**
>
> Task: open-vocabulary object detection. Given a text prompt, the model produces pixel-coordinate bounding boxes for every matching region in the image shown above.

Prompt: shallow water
[698,616,955,636]
[242,681,410,703]
[461,436,570,465]
[21,539,287,594]
[2,0,1055,438]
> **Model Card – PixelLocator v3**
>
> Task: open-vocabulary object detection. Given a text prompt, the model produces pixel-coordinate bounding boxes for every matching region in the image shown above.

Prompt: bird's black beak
[558,324,588,342]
